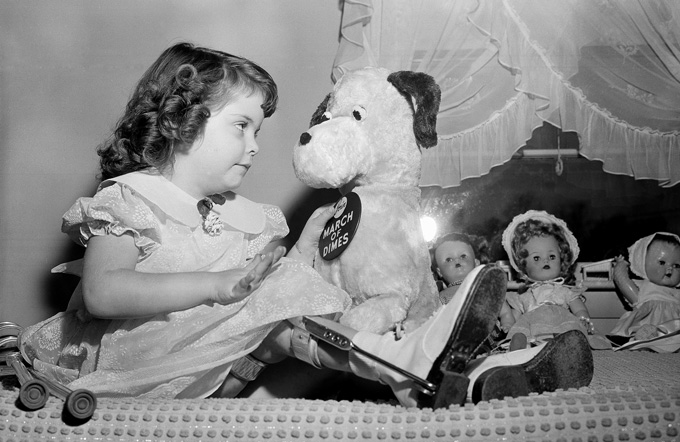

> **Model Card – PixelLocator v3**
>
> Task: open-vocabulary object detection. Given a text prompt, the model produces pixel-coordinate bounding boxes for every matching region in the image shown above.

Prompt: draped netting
[332,0,680,187]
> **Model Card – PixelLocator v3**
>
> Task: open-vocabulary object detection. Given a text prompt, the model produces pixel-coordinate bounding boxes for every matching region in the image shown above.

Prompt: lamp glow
[420,216,437,242]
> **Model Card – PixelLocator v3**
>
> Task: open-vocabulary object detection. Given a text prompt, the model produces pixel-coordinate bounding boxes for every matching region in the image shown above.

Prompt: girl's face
[523,235,562,281]
[435,240,479,284]
[170,92,265,198]
[644,241,680,287]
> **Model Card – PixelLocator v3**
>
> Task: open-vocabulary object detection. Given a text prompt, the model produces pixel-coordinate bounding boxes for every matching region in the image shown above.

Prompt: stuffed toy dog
[293,67,442,334]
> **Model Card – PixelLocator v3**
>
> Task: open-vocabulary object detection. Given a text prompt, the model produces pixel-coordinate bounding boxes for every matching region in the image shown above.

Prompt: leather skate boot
[304,264,507,408]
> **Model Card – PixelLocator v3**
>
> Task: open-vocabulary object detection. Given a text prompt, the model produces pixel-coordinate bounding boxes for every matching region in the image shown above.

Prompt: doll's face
[644,240,680,287]
[435,240,479,284]
[522,235,562,281]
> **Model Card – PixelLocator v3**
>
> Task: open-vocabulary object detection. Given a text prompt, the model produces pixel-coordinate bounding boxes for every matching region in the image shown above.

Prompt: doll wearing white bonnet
[501,210,579,283]
[609,232,680,351]
[500,210,612,349]
[627,232,680,285]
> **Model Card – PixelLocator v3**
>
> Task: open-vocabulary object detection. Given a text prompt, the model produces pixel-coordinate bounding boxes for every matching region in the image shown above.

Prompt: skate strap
[230,355,268,382]
[291,327,323,369]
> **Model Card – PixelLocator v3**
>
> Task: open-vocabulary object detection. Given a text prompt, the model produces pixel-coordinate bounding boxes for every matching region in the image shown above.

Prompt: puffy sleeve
[245,203,290,257]
[554,284,586,305]
[61,183,161,256]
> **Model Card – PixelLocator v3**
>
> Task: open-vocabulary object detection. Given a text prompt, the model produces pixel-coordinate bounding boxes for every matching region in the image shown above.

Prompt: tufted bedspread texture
[1,350,678,441]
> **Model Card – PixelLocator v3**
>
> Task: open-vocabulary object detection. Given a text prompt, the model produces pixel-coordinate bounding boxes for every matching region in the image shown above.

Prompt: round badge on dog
[319,192,361,260]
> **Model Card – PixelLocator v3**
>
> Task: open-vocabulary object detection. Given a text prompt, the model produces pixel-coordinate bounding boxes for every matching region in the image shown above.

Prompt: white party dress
[19,170,350,399]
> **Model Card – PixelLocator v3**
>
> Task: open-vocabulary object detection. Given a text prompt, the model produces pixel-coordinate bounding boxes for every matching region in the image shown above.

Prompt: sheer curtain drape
[333,0,680,187]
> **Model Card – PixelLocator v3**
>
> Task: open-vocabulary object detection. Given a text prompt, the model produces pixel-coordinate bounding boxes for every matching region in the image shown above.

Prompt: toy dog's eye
[352,106,366,121]
[321,111,332,122]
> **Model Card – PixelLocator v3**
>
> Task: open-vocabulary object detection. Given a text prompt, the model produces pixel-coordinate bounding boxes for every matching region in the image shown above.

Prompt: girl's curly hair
[97,42,278,180]
[511,219,576,284]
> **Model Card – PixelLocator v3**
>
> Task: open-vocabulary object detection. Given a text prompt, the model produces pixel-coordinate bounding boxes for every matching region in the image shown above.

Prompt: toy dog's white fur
[293,67,442,334]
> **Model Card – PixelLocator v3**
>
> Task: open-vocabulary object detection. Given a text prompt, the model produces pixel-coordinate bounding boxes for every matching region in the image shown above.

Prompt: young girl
[430,233,489,304]
[609,232,680,351]
[18,42,352,399]
[18,43,591,407]
[499,210,609,350]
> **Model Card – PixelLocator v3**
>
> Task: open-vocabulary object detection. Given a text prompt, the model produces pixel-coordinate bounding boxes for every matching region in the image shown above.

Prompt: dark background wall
[421,124,680,263]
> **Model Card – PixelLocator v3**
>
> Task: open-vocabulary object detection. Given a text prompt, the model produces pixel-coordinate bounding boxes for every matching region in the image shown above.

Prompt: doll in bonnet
[498,210,610,350]
[609,232,680,352]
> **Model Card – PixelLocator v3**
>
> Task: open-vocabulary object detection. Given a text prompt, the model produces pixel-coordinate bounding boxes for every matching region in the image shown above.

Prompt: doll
[499,210,610,350]
[609,232,680,352]
[430,233,489,305]
[429,232,506,353]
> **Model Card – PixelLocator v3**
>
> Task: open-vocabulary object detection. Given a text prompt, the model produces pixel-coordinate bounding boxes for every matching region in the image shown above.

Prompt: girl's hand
[214,246,286,304]
[289,204,335,265]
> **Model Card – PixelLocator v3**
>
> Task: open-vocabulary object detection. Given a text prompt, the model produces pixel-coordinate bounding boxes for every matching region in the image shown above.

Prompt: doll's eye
[352,106,366,121]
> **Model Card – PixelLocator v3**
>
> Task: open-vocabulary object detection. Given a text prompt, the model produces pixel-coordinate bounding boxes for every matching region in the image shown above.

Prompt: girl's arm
[287,204,335,266]
[82,234,284,319]
[612,255,639,306]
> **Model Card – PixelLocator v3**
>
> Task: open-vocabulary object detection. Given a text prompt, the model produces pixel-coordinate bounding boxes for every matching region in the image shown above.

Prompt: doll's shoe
[467,330,593,403]
[326,264,507,409]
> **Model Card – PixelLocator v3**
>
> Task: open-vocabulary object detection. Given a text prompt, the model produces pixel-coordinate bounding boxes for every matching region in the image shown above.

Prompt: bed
[1,350,678,441]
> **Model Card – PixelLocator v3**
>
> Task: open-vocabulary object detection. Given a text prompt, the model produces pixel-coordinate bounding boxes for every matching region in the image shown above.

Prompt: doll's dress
[19,170,351,399]
[609,280,680,351]
[505,282,610,349]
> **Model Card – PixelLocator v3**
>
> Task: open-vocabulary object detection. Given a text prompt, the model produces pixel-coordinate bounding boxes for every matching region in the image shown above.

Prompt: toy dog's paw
[339,312,392,334]
[338,296,408,334]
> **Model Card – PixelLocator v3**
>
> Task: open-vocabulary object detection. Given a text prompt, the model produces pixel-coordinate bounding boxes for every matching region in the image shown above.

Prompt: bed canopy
[333,0,680,188]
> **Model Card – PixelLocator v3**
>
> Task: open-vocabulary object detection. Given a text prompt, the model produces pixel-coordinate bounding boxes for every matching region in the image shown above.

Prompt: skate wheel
[65,389,97,420]
[19,379,49,410]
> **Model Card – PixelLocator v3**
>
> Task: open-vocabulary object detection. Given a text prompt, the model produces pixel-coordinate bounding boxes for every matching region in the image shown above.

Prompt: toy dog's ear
[387,71,441,148]
[309,93,331,128]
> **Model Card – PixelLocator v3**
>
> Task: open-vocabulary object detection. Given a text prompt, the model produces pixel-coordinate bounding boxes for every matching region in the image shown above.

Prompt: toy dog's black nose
[299,132,312,146]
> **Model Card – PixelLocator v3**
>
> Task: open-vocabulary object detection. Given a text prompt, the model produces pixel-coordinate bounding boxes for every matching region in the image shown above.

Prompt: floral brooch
[197,194,227,236]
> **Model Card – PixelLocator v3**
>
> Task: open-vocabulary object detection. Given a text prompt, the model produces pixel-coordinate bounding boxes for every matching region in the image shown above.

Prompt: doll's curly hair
[97,42,278,180]
[511,219,577,284]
